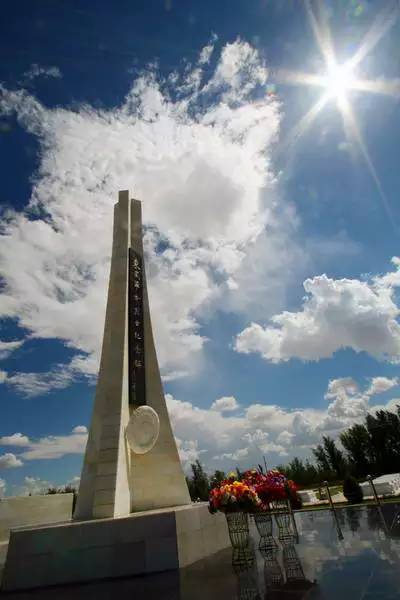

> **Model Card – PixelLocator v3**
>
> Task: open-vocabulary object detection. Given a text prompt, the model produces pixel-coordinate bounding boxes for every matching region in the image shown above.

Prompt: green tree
[340,423,371,477]
[186,460,210,501]
[312,443,331,473]
[209,470,226,488]
[322,436,347,478]
[278,458,319,486]
[366,409,400,474]
[346,507,361,532]
[343,475,363,504]
[311,436,347,479]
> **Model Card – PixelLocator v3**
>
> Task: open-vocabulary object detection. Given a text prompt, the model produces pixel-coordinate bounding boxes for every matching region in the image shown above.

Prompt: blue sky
[1,0,400,496]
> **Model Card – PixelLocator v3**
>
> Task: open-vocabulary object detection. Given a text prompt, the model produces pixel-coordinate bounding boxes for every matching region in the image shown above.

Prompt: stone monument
[74,190,191,519]
[2,191,229,591]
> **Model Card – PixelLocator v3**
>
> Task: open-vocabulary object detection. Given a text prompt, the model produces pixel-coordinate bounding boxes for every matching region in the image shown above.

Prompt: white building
[297,489,319,504]
[360,473,400,498]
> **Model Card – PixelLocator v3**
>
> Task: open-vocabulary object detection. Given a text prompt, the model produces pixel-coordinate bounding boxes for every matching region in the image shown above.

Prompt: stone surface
[0,493,73,544]
[0,494,74,587]
[74,191,190,520]
[2,503,230,591]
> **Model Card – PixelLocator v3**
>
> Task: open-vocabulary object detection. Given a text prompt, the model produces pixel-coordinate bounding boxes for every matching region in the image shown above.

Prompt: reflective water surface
[2,503,400,599]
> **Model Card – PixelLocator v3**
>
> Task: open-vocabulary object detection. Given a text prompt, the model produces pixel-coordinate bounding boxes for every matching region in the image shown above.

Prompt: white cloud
[0,433,30,446]
[372,397,400,415]
[2,367,75,397]
[203,39,268,102]
[235,258,400,364]
[210,396,239,412]
[66,475,80,487]
[276,430,294,446]
[198,36,216,65]
[19,476,52,495]
[0,427,88,463]
[166,373,400,471]
[72,425,88,434]
[366,376,398,396]
[218,447,249,461]
[1,373,397,474]
[324,377,370,424]
[220,206,309,321]
[0,339,24,360]
[0,477,6,496]
[0,39,282,389]
[167,392,310,470]
[23,64,62,81]
[15,474,80,496]
[20,426,88,460]
[325,377,360,400]
[0,370,7,383]
[323,376,400,430]
[242,429,270,444]
[0,453,23,469]
[161,370,190,383]
[241,428,288,456]
[175,438,202,466]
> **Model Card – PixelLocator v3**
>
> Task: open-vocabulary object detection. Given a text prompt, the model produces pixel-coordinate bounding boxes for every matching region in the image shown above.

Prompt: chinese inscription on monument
[128,248,146,406]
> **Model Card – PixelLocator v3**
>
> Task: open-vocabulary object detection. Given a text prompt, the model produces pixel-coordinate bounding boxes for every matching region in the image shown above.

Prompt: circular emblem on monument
[126,406,160,454]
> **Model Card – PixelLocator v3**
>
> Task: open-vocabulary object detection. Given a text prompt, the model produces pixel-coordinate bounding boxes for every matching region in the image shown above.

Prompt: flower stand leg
[253,513,278,553]
[263,552,284,592]
[271,500,296,545]
[233,546,260,600]
[226,512,252,567]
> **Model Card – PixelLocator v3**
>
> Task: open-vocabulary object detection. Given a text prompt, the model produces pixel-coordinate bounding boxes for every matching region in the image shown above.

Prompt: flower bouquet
[208,477,261,559]
[242,469,299,547]
[208,478,261,515]
[242,469,298,508]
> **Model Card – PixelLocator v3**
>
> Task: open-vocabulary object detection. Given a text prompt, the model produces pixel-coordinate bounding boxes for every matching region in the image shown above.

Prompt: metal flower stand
[270,499,296,545]
[226,512,253,567]
[253,513,278,553]
[233,545,260,600]
[282,544,306,583]
[262,548,284,592]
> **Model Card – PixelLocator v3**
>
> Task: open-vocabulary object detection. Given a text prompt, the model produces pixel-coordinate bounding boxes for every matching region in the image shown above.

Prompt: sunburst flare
[276,0,399,228]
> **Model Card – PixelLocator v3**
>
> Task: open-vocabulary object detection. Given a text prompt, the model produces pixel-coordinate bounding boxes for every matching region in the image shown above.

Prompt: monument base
[2,503,229,591]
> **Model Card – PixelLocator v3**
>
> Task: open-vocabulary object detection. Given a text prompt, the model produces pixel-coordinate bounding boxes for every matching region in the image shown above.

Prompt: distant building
[360,473,400,498]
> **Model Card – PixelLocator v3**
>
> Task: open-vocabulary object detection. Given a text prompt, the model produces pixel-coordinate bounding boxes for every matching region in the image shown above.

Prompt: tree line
[279,406,400,486]
[185,406,400,499]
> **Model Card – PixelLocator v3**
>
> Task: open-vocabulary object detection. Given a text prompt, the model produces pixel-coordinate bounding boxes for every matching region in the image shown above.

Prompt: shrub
[287,486,302,510]
[343,476,363,504]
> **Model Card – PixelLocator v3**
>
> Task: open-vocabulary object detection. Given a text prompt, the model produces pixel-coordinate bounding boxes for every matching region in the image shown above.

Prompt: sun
[323,63,355,103]
[274,1,399,230]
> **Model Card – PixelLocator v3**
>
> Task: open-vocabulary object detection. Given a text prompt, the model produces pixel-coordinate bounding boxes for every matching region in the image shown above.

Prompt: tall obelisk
[74,191,190,520]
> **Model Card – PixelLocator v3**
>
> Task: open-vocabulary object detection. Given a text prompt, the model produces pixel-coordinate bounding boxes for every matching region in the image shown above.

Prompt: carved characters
[128,249,146,406]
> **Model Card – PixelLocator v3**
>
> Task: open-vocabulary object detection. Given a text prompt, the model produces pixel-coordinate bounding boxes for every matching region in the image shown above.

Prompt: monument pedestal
[2,503,229,591]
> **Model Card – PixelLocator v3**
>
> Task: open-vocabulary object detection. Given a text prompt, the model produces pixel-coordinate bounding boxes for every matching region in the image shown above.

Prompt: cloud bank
[235,258,400,363]
[165,373,400,469]
[0,38,284,390]
[0,375,398,473]
[0,426,88,463]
